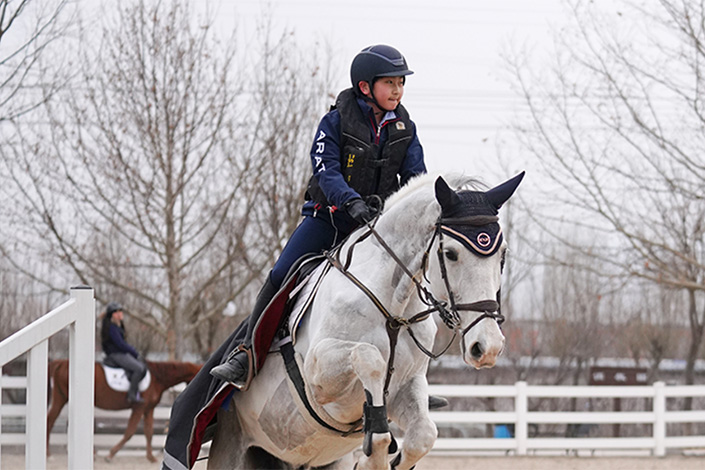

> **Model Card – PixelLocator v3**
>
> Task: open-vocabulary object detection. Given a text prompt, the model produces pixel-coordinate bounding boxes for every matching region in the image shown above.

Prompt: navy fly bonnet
[434,172,525,257]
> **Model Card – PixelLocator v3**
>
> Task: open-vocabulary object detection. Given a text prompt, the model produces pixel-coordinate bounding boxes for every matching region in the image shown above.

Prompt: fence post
[26,339,49,470]
[515,381,528,455]
[67,286,95,470]
[653,381,666,457]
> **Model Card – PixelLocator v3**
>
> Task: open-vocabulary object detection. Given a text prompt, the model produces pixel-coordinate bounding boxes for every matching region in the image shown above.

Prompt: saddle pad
[286,262,330,344]
[102,364,151,392]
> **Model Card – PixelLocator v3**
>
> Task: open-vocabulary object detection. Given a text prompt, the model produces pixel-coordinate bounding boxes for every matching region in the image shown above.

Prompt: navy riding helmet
[106,301,123,318]
[350,45,413,96]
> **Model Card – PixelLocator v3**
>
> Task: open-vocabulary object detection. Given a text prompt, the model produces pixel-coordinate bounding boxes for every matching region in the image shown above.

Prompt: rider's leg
[110,353,147,403]
[210,215,344,388]
[209,275,278,387]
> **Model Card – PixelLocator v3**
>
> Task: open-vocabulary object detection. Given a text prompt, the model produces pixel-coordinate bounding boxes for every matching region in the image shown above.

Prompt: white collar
[379,110,397,126]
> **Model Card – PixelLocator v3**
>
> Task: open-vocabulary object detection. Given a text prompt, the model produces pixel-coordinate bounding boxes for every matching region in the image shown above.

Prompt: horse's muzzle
[464,328,505,369]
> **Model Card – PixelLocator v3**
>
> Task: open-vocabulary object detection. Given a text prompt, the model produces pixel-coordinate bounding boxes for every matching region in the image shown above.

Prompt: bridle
[325,210,505,398]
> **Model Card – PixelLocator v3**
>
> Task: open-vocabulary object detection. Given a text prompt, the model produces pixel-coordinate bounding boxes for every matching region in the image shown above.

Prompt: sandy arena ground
[2,452,704,470]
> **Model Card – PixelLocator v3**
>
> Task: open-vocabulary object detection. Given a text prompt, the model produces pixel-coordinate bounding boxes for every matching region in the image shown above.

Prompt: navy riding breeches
[270,214,356,288]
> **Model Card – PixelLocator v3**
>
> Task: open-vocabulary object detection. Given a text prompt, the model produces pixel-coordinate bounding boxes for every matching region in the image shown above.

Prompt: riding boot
[127,371,145,404]
[428,395,449,410]
[210,276,278,388]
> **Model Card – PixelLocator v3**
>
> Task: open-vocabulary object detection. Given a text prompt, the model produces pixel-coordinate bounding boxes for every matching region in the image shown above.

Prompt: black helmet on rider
[350,45,413,105]
[106,301,123,318]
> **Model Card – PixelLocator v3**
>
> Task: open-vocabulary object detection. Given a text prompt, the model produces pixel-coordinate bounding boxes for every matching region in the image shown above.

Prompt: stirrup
[212,344,255,391]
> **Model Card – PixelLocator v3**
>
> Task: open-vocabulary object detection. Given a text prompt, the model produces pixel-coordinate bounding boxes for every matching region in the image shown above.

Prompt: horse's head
[426,172,524,369]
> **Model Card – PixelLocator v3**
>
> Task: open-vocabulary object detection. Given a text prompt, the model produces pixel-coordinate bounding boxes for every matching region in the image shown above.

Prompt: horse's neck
[150,363,194,390]
[342,202,435,314]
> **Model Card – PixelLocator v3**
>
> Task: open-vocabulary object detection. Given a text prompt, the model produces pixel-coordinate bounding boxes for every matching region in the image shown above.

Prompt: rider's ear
[435,177,461,214]
[485,171,525,210]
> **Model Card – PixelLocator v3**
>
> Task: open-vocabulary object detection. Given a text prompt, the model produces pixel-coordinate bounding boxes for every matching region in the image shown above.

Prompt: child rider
[210,44,427,389]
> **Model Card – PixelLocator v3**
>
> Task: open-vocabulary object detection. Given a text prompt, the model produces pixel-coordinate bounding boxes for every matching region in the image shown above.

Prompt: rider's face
[111,310,124,323]
[359,76,405,112]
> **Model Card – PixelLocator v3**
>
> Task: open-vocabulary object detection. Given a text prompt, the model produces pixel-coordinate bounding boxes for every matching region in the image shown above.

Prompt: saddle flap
[252,255,326,370]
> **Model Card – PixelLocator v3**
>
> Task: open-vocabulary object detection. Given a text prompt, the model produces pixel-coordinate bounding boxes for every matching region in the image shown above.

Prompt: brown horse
[47,359,201,462]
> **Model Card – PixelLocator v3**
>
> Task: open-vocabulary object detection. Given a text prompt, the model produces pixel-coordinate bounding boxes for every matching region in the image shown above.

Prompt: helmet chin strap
[359,81,395,113]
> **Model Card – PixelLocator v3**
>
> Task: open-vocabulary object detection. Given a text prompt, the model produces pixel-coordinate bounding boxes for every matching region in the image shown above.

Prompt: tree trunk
[684,289,704,412]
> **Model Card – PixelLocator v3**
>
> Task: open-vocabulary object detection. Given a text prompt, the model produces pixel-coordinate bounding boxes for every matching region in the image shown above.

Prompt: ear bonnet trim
[441,224,503,257]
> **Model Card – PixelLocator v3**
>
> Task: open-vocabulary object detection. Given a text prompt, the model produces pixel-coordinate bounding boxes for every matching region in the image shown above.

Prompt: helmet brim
[375,70,414,78]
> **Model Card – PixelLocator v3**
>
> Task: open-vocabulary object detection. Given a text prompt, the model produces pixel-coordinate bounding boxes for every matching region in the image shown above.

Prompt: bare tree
[506,0,705,385]
[0,0,333,359]
[541,246,606,390]
[0,0,76,345]
[0,0,74,123]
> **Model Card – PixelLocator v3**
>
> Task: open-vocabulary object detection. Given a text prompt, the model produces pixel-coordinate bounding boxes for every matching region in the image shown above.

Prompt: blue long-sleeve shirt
[103,323,139,358]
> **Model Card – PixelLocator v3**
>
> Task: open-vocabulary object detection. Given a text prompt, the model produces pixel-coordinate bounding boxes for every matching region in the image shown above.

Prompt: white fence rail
[3,371,705,459]
[0,287,95,470]
[428,382,705,456]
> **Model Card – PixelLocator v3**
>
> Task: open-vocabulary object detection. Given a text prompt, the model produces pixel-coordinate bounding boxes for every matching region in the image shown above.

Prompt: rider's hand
[344,198,376,224]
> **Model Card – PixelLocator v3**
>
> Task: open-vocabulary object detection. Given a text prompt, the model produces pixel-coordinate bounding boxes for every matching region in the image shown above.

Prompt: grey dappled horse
[208,172,524,470]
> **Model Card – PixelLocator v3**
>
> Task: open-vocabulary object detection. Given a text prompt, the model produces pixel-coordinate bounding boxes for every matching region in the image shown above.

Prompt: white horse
[207,172,524,470]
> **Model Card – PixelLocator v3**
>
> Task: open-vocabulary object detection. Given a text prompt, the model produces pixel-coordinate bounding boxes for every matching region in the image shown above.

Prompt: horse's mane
[383,172,487,212]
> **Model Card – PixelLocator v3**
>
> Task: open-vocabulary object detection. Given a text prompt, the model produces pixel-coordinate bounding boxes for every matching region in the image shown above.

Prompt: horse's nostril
[471,342,483,359]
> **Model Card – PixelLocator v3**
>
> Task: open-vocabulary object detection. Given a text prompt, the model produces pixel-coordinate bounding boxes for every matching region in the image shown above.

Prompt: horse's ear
[435,176,462,213]
[485,171,525,210]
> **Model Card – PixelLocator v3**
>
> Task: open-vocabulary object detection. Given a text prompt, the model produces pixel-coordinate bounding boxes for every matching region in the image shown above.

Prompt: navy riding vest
[306,88,414,206]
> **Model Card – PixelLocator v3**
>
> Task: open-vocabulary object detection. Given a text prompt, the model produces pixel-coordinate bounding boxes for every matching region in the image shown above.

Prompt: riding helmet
[105,301,123,317]
[350,45,413,94]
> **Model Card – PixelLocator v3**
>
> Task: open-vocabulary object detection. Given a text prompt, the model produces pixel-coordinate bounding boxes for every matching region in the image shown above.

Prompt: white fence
[3,370,705,459]
[0,287,95,470]
[1,375,178,451]
[428,382,705,456]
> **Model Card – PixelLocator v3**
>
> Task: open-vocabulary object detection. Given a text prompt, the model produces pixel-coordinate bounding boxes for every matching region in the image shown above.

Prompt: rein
[325,212,505,398]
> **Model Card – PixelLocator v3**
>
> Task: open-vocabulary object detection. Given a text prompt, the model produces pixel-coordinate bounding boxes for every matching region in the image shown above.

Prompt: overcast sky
[193,0,577,183]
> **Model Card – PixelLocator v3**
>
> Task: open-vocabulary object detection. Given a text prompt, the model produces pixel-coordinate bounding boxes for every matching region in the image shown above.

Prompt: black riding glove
[344,198,375,224]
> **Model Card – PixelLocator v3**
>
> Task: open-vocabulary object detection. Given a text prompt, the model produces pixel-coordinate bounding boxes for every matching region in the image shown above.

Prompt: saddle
[250,254,327,372]
[101,357,151,393]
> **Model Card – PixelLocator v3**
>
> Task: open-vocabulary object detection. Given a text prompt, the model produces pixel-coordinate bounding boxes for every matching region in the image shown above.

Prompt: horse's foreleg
[306,338,391,470]
[107,406,144,461]
[387,376,437,470]
[46,396,67,454]
[143,408,156,462]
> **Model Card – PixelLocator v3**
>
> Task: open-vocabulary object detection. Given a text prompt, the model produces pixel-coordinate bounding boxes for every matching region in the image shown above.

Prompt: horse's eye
[445,249,458,262]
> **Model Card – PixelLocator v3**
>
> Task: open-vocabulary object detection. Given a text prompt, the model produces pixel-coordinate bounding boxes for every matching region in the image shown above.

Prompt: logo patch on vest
[396,121,406,130]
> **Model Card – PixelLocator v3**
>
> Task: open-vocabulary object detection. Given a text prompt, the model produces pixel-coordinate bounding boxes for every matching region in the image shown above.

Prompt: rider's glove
[344,198,376,225]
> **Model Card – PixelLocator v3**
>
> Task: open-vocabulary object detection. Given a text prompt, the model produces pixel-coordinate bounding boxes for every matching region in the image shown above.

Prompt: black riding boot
[428,395,449,409]
[127,368,146,404]
[210,276,278,388]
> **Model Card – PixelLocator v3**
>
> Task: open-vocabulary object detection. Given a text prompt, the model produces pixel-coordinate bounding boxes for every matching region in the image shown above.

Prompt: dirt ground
[2,452,704,470]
